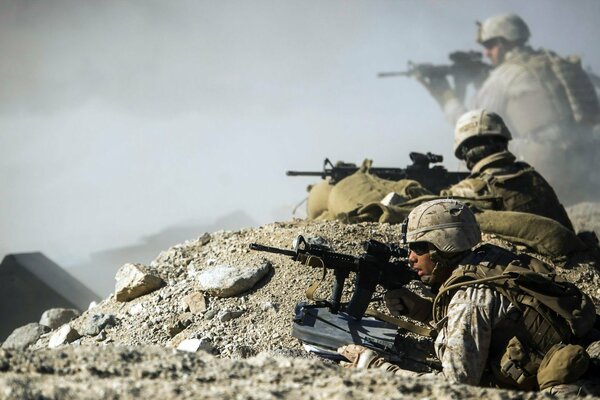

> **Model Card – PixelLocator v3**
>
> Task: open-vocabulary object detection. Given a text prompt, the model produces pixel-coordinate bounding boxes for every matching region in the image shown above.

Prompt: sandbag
[327,168,430,217]
[475,210,587,258]
[306,180,333,220]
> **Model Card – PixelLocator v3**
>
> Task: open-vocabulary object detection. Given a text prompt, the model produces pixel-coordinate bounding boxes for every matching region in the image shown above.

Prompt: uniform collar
[471,150,516,174]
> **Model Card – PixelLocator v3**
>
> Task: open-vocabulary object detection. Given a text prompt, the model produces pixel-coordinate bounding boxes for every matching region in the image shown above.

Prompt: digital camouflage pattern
[434,285,514,386]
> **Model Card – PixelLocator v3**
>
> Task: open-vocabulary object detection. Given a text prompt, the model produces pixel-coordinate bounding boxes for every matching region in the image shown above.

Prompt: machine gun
[378,50,492,102]
[286,152,469,194]
[250,235,422,359]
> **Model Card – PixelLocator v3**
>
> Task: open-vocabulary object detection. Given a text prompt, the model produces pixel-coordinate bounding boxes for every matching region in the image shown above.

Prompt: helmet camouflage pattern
[404,199,481,253]
[453,108,512,158]
[477,13,530,44]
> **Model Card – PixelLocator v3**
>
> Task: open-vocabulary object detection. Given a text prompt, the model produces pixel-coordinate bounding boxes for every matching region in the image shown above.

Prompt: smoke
[1,0,598,295]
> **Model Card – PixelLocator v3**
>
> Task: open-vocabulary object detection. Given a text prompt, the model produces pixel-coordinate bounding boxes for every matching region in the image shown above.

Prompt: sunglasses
[409,242,430,256]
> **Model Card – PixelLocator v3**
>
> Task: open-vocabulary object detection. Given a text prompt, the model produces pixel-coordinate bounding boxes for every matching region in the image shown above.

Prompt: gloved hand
[414,72,457,107]
[337,344,381,369]
[384,287,433,322]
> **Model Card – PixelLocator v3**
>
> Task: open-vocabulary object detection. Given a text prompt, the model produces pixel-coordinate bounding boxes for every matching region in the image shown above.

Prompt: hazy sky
[1,0,599,295]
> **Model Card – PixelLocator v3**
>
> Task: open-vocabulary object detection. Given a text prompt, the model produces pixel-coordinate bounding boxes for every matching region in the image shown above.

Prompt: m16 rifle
[378,50,492,102]
[286,152,469,194]
[250,235,423,359]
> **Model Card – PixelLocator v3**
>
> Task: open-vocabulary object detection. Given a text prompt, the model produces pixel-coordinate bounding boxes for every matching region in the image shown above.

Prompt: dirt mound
[6,211,600,399]
[0,346,557,399]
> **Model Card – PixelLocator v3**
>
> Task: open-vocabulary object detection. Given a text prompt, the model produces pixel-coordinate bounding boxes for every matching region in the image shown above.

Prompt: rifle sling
[305,255,328,303]
[365,308,435,338]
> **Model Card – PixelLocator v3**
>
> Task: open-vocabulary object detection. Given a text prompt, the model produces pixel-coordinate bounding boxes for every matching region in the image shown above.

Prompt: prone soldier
[441,108,574,230]
[338,199,600,394]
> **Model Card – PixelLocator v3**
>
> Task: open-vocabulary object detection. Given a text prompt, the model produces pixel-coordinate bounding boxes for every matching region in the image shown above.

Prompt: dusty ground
[1,202,599,399]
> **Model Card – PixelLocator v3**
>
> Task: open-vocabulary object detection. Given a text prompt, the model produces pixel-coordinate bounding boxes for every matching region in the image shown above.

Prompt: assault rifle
[250,235,420,358]
[286,152,469,194]
[378,50,492,102]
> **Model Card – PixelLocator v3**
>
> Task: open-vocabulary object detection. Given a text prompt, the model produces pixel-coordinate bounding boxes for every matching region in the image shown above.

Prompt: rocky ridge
[1,203,599,399]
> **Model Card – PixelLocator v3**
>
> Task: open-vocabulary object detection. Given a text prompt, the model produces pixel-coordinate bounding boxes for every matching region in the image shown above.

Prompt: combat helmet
[453,109,512,158]
[403,199,481,253]
[477,13,530,45]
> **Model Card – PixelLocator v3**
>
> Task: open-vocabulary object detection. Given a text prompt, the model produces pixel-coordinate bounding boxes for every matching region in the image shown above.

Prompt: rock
[165,313,193,337]
[182,292,207,315]
[115,263,164,302]
[177,338,214,353]
[128,303,144,316]
[39,308,80,329]
[197,263,271,297]
[1,323,50,350]
[218,309,245,322]
[381,191,404,206]
[204,310,217,320]
[48,325,81,349]
[199,233,211,245]
[80,313,117,336]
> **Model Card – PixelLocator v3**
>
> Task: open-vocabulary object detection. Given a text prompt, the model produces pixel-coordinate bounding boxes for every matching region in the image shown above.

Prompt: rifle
[286,152,469,194]
[378,50,492,102]
[250,235,429,360]
[250,235,415,319]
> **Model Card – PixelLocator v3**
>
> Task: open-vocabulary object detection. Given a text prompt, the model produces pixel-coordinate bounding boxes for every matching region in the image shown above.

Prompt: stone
[199,233,211,245]
[80,313,117,336]
[197,263,270,297]
[39,308,80,329]
[48,325,81,349]
[182,292,207,315]
[177,338,214,353]
[165,313,193,337]
[128,303,144,316]
[2,323,50,350]
[115,263,164,302]
[218,309,245,322]
[381,192,404,206]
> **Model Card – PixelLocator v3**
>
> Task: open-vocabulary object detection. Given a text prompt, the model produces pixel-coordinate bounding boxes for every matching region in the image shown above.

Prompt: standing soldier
[416,13,600,204]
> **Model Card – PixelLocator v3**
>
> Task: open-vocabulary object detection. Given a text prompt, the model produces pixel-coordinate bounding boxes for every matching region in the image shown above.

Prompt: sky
[1,0,599,296]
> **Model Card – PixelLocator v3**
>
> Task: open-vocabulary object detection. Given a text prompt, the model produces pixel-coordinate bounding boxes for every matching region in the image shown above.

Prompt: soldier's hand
[384,287,433,322]
[337,344,380,369]
[414,72,456,106]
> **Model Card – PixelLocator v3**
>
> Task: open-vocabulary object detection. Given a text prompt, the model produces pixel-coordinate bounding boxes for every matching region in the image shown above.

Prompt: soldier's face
[483,40,504,66]
[408,243,435,280]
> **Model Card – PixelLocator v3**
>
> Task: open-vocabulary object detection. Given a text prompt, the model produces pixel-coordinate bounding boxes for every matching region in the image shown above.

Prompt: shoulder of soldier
[456,243,521,275]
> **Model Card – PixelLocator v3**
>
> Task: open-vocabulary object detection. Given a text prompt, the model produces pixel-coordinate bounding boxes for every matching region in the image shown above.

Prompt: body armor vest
[433,244,594,390]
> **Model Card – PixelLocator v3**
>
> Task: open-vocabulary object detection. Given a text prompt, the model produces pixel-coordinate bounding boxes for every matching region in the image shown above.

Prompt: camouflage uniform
[441,150,574,230]
[433,284,515,385]
[435,13,600,203]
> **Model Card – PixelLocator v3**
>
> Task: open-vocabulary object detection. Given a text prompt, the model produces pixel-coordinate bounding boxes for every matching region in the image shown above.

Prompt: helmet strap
[425,249,468,290]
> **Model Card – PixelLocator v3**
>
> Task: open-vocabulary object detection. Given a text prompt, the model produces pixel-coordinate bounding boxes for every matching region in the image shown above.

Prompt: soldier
[417,13,600,203]
[441,108,574,231]
[338,199,599,394]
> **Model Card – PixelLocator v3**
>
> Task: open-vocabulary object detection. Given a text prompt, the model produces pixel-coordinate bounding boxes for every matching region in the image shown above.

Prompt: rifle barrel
[286,171,327,177]
[249,243,296,257]
[377,71,410,78]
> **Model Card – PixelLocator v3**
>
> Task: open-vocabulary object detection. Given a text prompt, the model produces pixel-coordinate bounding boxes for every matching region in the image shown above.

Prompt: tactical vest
[506,48,600,126]
[445,154,574,231]
[433,244,595,390]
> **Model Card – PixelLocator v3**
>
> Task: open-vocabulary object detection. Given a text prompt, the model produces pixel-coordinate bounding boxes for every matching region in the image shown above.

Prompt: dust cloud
[1,0,598,295]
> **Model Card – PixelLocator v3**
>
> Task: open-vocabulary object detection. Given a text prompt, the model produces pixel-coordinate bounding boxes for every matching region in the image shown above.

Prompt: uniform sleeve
[434,286,497,386]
